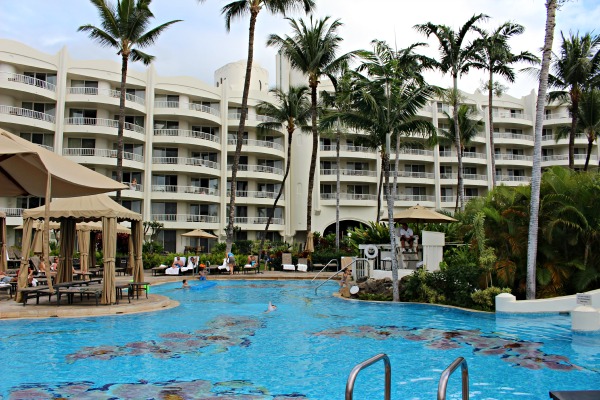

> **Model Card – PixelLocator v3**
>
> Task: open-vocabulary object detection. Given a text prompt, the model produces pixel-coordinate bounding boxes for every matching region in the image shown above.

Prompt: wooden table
[128,282,150,300]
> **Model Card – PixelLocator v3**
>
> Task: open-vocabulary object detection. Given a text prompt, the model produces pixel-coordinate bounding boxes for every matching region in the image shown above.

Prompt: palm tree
[577,89,600,170]
[255,86,310,254]
[415,14,488,211]
[214,0,315,254]
[548,31,600,169]
[79,0,181,203]
[527,0,559,300]
[267,16,349,249]
[473,22,539,188]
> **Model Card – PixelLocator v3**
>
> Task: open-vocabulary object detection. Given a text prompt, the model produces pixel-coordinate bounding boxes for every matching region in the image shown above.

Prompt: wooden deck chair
[296,257,308,272]
[281,253,295,271]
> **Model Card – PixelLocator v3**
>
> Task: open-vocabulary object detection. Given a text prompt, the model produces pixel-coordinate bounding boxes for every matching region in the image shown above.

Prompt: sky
[1,0,599,98]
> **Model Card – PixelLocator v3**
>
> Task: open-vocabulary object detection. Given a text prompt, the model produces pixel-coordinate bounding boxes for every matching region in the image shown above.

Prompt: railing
[346,353,391,400]
[154,101,220,117]
[228,111,277,123]
[494,133,533,141]
[311,259,342,282]
[463,173,487,181]
[397,148,434,157]
[67,87,145,105]
[226,217,284,225]
[153,157,220,170]
[320,169,377,177]
[463,152,487,160]
[544,112,570,120]
[496,175,530,182]
[439,151,455,158]
[0,105,55,123]
[492,111,531,120]
[63,148,144,162]
[441,196,456,203]
[37,144,54,151]
[0,208,23,217]
[151,214,219,223]
[395,171,435,179]
[437,357,469,400]
[542,134,558,142]
[439,173,457,179]
[65,117,145,133]
[2,72,56,92]
[495,153,532,161]
[152,185,219,195]
[320,144,376,153]
[226,190,282,199]
[153,128,220,143]
[125,183,143,191]
[320,193,378,201]
[228,164,284,175]
[391,194,435,202]
[227,138,284,151]
[542,154,568,161]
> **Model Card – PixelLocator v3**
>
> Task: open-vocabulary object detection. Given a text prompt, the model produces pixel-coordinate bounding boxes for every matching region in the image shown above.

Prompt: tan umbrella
[77,221,131,234]
[15,218,34,302]
[0,211,6,273]
[305,231,315,253]
[101,217,117,305]
[181,229,217,239]
[383,205,458,224]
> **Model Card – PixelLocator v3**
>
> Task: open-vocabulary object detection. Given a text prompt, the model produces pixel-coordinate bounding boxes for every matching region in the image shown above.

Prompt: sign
[576,293,592,307]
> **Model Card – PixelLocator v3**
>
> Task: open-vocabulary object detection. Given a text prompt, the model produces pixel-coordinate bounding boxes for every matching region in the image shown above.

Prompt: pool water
[0,280,599,399]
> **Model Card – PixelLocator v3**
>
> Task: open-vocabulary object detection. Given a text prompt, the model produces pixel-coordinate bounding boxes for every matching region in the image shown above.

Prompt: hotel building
[0,39,597,252]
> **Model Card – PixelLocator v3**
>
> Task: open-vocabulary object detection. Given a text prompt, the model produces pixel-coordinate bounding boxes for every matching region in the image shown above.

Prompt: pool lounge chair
[296,258,308,272]
[181,256,199,275]
[243,255,259,274]
[282,253,295,271]
[165,257,186,275]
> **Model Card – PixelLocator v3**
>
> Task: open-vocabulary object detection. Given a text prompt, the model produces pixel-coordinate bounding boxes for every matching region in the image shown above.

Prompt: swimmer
[182,279,189,288]
[265,301,277,313]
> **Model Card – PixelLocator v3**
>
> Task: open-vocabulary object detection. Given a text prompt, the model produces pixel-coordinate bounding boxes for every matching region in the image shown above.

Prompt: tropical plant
[79,0,181,203]
[473,22,539,188]
[256,86,311,253]
[527,0,560,300]
[210,0,314,254]
[415,13,488,211]
[267,16,349,251]
[575,89,600,170]
[548,31,600,169]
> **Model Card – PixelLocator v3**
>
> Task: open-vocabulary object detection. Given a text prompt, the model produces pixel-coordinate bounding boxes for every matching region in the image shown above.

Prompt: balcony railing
[492,111,531,120]
[151,214,219,223]
[494,133,533,141]
[0,105,55,123]
[226,217,284,225]
[153,157,220,170]
[226,190,282,200]
[320,168,378,177]
[126,183,144,191]
[495,154,532,161]
[151,185,219,195]
[65,117,145,134]
[441,196,456,203]
[439,173,457,179]
[542,154,568,162]
[496,175,530,182]
[154,128,220,144]
[67,87,145,105]
[321,193,378,201]
[63,148,144,162]
[154,101,220,117]
[543,112,570,120]
[228,111,277,123]
[227,138,284,151]
[229,164,284,175]
[463,152,487,160]
[0,207,23,217]
[320,144,376,153]
[391,194,435,202]
[2,72,56,92]
[394,171,435,179]
[463,173,488,181]
[397,148,434,157]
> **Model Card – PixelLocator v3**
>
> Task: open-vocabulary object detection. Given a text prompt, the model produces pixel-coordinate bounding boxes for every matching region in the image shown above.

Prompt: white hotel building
[0,39,597,252]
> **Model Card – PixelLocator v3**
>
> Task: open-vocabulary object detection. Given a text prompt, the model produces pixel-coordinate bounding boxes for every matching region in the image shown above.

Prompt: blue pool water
[0,280,599,399]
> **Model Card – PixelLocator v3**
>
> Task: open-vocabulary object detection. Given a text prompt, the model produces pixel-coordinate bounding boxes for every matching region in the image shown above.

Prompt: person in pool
[265,301,277,313]
[182,279,189,289]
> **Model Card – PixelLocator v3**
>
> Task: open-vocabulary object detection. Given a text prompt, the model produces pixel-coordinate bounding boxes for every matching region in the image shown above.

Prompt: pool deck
[0,269,339,320]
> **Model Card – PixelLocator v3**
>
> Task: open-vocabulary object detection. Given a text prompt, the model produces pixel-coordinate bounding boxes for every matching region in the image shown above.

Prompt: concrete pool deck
[0,269,339,320]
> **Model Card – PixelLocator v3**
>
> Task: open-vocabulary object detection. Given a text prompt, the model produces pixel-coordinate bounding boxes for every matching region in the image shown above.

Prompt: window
[258,183,280,193]
[192,178,218,190]
[507,128,523,134]
[114,114,144,127]
[406,187,426,196]
[17,197,45,209]
[67,138,95,149]
[320,184,334,194]
[153,147,178,158]
[510,148,524,156]
[405,164,425,173]
[71,80,98,92]
[192,126,217,136]
[227,155,248,166]
[510,109,523,117]
[157,230,176,253]
[542,128,552,138]
[154,120,179,129]
[508,169,525,177]
[190,204,218,217]
[463,167,477,175]
[119,143,143,157]
[347,162,368,171]
[441,187,453,199]
[320,161,337,171]
[24,71,57,86]
[235,206,247,218]
[542,148,554,157]
[437,102,450,113]
[121,200,141,214]
[152,175,178,190]
[70,109,97,123]
[20,132,53,147]
[152,202,177,215]
[228,131,248,142]
[348,185,369,195]
[23,102,55,116]
[257,207,282,219]
[439,165,452,179]
[465,188,479,197]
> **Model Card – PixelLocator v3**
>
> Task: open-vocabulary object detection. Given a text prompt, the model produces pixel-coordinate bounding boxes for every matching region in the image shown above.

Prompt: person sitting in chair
[399,223,415,252]
[172,256,184,269]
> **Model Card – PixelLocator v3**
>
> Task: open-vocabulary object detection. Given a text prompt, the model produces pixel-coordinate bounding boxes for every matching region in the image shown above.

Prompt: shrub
[471,287,512,311]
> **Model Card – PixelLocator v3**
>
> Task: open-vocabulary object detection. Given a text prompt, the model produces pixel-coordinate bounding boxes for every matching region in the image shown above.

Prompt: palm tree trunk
[527,0,557,300]
[226,9,258,253]
[306,83,318,237]
[584,135,594,171]
[116,53,128,204]
[383,149,400,302]
[376,158,384,223]
[453,75,465,211]
[488,70,497,188]
[568,96,579,169]
[335,125,340,251]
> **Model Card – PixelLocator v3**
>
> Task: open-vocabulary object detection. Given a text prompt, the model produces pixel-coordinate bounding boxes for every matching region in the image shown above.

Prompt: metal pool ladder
[345,354,469,400]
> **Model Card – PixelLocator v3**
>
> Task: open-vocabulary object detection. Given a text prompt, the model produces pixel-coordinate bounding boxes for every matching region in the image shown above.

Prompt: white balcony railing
[154,101,220,117]
[151,214,219,223]
[226,190,282,200]
[152,185,219,195]
[229,164,284,175]
[494,133,534,141]
[496,175,530,182]
[227,139,284,151]
[153,128,220,144]
[320,144,376,153]
[63,148,144,162]
[226,217,284,225]
[463,174,488,181]
[0,207,23,217]
[228,111,277,123]
[320,193,378,201]
[495,154,533,161]
[152,157,220,170]
[492,111,531,120]
[463,152,487,160]
[543,112,570,120]
[394,171,435,179]
[391,194,435,202]
[0,105,55,123]
[2,72,56,92]
[67,87,145,105]
[320,168,378,177]
[397,148,434,157]
[439,173,457,180]
[65,117,145,134]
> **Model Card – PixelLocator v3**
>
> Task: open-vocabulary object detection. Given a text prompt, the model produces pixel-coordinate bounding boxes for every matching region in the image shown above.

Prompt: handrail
[437,357,469,400]
[311,259,339,282]
[313,258,369,294]
[345,353,391,400]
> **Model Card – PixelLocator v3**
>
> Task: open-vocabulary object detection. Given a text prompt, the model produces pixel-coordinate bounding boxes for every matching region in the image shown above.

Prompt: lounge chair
[282,253,295,271]
[165,257,187,275]
[181,256,199,275]
[296,257,308,272]
[217,258,230,274]
[243,255,259,274]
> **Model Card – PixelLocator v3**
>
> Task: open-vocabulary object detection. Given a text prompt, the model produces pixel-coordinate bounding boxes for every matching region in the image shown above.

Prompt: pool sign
[576,293,592,306]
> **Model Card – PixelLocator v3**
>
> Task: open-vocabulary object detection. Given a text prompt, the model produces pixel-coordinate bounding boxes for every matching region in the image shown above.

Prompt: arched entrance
[322,219,365,239]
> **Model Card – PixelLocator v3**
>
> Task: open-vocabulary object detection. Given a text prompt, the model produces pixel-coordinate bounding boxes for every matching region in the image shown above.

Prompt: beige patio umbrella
[181,229,217,239]
[383,205,458,224]
[0,211,6,273]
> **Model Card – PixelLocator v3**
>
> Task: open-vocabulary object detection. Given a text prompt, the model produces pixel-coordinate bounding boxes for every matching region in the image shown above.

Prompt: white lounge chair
[217,258,230,274]
[181,256,199,275]
[296,257,308,272]
[165,256,186,275]
[282,253,295,271]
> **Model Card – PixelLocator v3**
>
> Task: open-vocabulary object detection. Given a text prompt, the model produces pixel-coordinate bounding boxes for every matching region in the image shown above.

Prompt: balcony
[495,154,533,162]
[154,128,220,144]
[228,111,277,123]
[463,151,487,160]
[151,214,219,223]
[439,173,457,180]
[63,148,144,163]
[228,138,284,152]
[67,87,145,106]
[320,193,378,201]
[494,133,534,142]
[320,168,377,177]
[226,190,283,200]
[1,72,56,92]
[0,105,55,123]
[228,164,284,176]
[393,171,435,179]
[152,185,219,196]
[543,112,570,120]
[463,174,488,181]
[154,101,220,119]
[391,194,435,202]
[227,217,284,225]
[153,157,220,170]
[320,144,376,154]
[396,148,434,157]
[496,175,530,183]
[65,117,145,134]
[0,208,23,217]
[492,111,531,121]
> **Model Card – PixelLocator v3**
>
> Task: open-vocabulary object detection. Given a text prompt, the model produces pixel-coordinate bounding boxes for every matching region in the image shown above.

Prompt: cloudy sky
[1,0,598,97]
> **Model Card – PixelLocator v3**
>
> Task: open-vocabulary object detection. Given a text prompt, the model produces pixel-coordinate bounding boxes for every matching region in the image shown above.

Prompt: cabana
[0,211,6,273]
[22,194,143,305]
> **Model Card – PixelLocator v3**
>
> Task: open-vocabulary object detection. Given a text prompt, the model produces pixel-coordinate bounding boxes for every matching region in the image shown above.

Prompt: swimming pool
[0,280,598,399]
